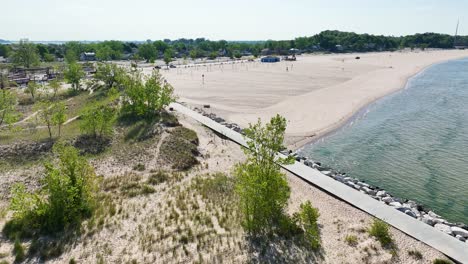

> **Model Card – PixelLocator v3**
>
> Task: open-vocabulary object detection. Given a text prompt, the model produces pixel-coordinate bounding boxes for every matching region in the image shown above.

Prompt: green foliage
[64,62,85,91]
[6,144,98,236]
[25,81,39,101]
[295,201,321,250]
[160,127,199,170]
[36,101,55,139]
[147,170,169,185]
[345,234,358,246]
[368,219,393,248]
[94,62,126,90]
[133,163,145,171]
[80,104,116,138]
[43,53,55,62]
[138,42,157,63]
[433,259,453,264]
[0,89,19,127]
[121,70,176,118]
[48,79,61,99]
[14,236,26,262]
[235,115,293,235]
[12,40,40,68]
[52,102,67,137]
[208,51,218,60]
[407,249,423,260]
[164,49,174,67]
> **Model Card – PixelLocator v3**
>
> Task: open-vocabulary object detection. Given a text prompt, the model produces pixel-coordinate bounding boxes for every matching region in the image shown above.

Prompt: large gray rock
[361,187,377,196]
[357,182,370,188]
[428,211,441,218]
[410,208,421,218]
[376,190,387,197]
[451,226,468,238]
[389,201,402,207]
[434,223,453,235]
[382,196,394,204]
[321,170,332,176]
[405,210,417,218]
[422,215,435,226]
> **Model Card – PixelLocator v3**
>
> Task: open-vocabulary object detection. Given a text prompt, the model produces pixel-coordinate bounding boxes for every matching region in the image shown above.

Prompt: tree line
[1,31,467,66]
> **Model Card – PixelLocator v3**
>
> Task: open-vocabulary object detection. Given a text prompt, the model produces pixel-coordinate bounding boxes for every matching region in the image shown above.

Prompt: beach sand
[160,50,468,149]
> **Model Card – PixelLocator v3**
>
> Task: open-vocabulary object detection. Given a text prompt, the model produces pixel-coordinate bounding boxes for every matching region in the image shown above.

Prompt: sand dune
[161,50,468,148]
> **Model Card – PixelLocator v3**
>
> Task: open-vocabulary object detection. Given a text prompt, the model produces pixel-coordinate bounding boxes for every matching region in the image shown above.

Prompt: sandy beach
[160,50,468,149]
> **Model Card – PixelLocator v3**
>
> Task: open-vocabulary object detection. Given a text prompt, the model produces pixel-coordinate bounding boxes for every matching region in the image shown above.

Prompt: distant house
[0,56,6,63]
[335,45,344,52]
[261,56,280,63]
[80,52,96,61]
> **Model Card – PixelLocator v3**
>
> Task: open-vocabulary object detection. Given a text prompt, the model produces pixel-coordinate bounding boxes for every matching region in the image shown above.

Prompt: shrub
[234,115,293,235]
[6,144,98,236]
[296,201,321,250]
[80,104,116,138]
[345,234,358,246]
[368,219,393,247]
[433,259,453,264]
[14,237,25,262]
[160,128,199,170]
[407,249,423,260]
[121,70,176,118]
[148,171,169,185]
[133,163,145,171]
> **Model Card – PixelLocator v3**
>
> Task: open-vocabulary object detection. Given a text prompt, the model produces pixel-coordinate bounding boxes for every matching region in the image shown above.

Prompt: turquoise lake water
[299,58,468,224]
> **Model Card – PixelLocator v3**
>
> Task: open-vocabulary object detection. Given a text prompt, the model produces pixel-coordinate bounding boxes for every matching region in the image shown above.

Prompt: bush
[6,144,98,237]
[345,234,358,246]
[14,237,25,262]
[121,71,176,118]
[433,259,453,264]
[80,104,116,138]
[147,171,169,185]
[296,201,321,250]
[133,163,145,171]
[407,249,423,260]
[368,219,393,247]
[160,128,199,170]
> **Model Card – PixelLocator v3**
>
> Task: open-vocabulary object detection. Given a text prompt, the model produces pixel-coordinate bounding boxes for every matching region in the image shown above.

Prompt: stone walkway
[171,102,468,264]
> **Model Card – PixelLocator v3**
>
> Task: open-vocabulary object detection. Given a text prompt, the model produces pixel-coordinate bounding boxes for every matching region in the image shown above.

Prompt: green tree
[208,51,217,60]
[64,62,85,91]
[12,40,40,68]
[8,144,98,234]
[52,102,67,137]
[43,53,55,62]
[138,42,157,63]
[0,89,19,127]
[121,71,176,118]
[235,115,293,235]
[164,49,174,68]
[189,49,198,61]
[80,104,116,138]
[295,201,321,250]
[37,101,55,139]
[48,79,61,99]
[94,62,126,89]
[25,81,39,101]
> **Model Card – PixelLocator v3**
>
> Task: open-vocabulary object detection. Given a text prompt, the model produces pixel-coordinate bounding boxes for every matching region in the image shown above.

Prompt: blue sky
[2,0,467,41]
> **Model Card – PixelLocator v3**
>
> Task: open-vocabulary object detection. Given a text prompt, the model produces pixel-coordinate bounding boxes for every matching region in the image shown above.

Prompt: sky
[1,0,467,41]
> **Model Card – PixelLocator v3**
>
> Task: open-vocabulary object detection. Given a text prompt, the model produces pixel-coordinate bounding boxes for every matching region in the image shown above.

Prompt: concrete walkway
[171,102,468,264]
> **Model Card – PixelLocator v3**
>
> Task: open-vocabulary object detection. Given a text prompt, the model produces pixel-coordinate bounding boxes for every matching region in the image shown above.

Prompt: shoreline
[287,55,468,151]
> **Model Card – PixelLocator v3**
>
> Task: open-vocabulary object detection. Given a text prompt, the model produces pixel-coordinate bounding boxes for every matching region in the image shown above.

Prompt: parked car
[154,65,161,69]
[169,64,177,68]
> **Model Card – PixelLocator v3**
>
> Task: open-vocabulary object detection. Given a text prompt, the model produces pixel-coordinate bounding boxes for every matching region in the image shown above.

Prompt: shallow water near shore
[299,58,468,224]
